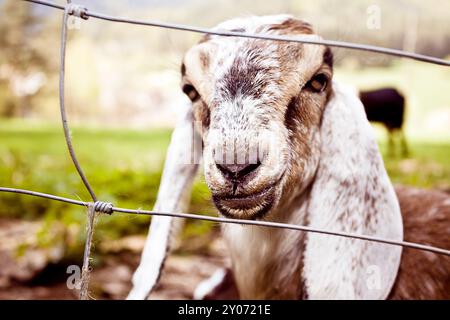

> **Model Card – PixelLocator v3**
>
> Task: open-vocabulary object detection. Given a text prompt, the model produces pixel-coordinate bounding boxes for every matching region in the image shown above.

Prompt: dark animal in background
[359,88,408,156]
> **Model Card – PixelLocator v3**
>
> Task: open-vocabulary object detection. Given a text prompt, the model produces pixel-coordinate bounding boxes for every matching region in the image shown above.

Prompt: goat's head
[169,15,403,300]
[181,15,333,219]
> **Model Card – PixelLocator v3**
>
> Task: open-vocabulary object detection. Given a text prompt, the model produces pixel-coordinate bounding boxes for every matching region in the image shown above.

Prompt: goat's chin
[212,184,278,220]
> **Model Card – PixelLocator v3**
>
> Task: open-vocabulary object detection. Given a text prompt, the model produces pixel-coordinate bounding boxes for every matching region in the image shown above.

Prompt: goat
[359,88,408,156]
[128,15,450,300]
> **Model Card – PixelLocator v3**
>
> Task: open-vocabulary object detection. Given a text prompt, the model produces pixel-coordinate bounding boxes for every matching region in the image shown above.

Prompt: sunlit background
[0,0,449,299]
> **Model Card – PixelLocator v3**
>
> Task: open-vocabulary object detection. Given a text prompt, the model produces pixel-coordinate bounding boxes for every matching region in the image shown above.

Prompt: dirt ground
[0,254,228,300]
[0,218,228,300]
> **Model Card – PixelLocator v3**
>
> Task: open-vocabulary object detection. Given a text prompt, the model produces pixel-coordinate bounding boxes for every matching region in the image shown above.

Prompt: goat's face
[181,15,333,220]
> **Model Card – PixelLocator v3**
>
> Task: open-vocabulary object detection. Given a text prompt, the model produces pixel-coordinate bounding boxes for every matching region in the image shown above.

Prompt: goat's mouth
[212,184,277,220]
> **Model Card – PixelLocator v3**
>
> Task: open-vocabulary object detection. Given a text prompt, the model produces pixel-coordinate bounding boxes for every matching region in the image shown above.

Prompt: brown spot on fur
[284,97,299,131]
[323,47,333,68]
[199,51,210,70]
[284,94,322,136]
[389,186,450,299]
[220,55,272,99]
[268,18,314,35]
[193,100,210,129]
[198,34,211,44]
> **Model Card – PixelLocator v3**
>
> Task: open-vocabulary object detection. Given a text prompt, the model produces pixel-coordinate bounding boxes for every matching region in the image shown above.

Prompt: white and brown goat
[128,15,450,300]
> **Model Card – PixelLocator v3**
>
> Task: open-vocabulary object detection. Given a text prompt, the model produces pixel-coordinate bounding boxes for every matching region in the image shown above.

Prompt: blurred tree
[0,0,54,117]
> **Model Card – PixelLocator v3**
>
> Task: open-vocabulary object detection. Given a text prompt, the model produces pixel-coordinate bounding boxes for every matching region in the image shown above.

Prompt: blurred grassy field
[0,120,216,258]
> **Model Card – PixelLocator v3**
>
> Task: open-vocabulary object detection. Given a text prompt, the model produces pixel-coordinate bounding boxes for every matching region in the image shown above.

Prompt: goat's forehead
[185,39,326,101]
[183,15,327,102]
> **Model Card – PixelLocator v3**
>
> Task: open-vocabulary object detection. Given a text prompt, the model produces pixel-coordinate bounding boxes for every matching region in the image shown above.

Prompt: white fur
[127,102,199,300]
[303,82,403,299]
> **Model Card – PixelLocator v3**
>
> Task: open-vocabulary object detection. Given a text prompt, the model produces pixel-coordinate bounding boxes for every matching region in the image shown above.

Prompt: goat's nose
[216,161,261,181]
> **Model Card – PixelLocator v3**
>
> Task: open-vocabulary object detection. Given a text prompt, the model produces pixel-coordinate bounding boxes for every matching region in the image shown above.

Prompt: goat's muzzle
[212,183,277,220]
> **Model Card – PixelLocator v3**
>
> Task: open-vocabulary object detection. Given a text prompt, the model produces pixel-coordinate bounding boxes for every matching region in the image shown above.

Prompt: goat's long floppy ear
[127,103,200,300]
[302,81,403,299]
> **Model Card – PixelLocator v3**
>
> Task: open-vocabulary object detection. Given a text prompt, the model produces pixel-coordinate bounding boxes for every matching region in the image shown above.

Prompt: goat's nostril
[216,161,261,180]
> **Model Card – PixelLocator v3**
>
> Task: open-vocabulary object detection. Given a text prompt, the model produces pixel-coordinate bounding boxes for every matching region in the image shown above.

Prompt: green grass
[378,138,450,189]
[0,119,448,259]
[0,120,215,258]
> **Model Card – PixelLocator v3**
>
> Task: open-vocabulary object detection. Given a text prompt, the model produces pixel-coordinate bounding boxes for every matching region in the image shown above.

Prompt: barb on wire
[22,0,450,66]
[1,187,449,257]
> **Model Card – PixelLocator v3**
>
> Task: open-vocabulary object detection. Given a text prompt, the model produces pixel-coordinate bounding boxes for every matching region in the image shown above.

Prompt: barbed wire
[1,0,449,299]
[1,186,449,257]
[22,0,450,66]
[59,2,97,202]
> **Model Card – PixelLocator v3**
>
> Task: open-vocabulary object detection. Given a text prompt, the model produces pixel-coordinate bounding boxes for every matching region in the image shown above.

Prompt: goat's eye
[182,84,200,102]
[306,73,328,93]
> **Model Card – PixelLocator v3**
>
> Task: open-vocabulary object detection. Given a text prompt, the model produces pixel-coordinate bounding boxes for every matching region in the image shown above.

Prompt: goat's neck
[222,188,311,299]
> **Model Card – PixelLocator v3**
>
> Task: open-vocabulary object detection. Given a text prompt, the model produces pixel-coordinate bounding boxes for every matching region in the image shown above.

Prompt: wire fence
[1,0,450,300]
